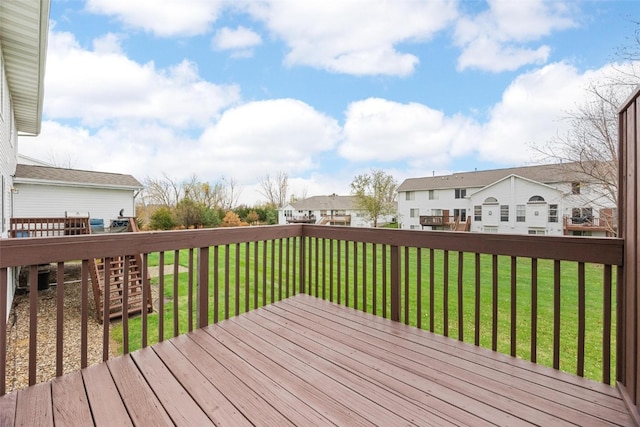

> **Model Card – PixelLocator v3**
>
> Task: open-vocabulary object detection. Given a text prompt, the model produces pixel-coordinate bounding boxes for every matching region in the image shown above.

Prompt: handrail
[0,224,625,395]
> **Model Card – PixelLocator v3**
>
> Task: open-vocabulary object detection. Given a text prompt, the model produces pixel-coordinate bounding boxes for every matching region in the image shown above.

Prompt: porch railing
[0,224,624,395]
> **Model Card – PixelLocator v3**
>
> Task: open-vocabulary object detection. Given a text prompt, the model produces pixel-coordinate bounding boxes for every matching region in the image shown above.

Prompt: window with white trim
[410,208,419,218]
[405,191,415,201]
[516,205,525,222]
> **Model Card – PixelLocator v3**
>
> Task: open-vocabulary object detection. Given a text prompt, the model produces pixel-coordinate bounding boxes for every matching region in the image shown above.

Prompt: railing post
[390,245,400,322]
[299,236,306,294]
[197,246,209,328]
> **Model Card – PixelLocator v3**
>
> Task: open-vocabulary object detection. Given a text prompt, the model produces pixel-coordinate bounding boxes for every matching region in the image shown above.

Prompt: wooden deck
[0,294,633,426]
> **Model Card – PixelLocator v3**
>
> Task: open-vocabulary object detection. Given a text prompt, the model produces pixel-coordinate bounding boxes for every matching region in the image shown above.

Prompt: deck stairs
[9,216,152,323]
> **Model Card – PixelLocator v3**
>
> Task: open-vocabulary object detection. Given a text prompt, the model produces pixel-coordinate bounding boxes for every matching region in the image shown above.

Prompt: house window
[454,208,466,222]
[428,190,437,200]
[483,197,498,205]
[474,205,482,221]
[500,205,509,222]
[410,225,421,230]
[483,226,498,233]
[548,204,558,223]
[572,182,581,195]
[516,205,525,222]
[528,228,546,235]
[432,208,442,216]
[405,191,415,201]
[528,195,545,203]
[410,208,420,218]
[454,188,466,199]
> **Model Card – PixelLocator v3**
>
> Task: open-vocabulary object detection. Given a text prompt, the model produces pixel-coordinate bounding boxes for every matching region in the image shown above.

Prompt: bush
[149,207,176,230]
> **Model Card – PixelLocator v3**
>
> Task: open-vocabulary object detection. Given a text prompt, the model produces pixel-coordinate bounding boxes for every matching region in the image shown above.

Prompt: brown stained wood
[107,355,174,426]
[224,245,230,319]
[287,296,632,425]
[197,247,209,328]
[5,295,635,426]
[458,251,464,341]
[81,362,133,427]
[604,264,613,384]
[15,382,53,427]
[510,256,516,356]
[208,321,381,427]
[29,264,38,386]
[474,253,480,346]
[51,371,92,426]
[152,341,252,426]
[170,333,296,426]
[256,303,524,426]
[233,311,469,426]
[404,246,409,324]
[55,262,64,377]
[443,250,449,336]
[578,262,586,377]
[0,391,16,426]
[268,301,570,426]
[129,347,215,426]
[292,295,626,403]
[190,327,334,426]
[173,251,180,337]
[554,259,561,370]
[531,258,538,363]
[0,268,7,396]
[223,245,230,319]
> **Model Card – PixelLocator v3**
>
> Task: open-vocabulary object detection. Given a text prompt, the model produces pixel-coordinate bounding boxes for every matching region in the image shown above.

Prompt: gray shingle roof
[397,163,599,192]
[14,164,143,189]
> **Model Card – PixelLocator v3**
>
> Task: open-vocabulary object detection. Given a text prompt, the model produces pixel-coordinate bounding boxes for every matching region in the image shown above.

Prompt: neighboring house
[397,163,617,237]
[12,163,143,223]
[1,0,50,316]
[279,194,396,228]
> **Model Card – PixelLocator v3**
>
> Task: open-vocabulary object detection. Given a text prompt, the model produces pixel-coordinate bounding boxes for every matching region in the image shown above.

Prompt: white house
[279,195,396,228]
[1,0,51,316]
[397,163,616,237]
[13,163,143,223]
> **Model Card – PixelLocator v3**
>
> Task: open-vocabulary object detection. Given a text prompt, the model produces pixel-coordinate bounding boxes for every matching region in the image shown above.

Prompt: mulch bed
[5,263,119,393]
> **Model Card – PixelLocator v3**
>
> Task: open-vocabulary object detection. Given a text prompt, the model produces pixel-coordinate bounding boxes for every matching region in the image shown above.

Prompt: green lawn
[112,239,615,384]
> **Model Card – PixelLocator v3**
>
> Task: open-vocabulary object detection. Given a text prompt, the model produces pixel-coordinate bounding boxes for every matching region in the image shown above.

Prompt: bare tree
[258,172,289,208]
[142,173,182,207]
[350,169,397,227]
[535,81,623,207]
[220,176,242,210]
[183,174,226,209]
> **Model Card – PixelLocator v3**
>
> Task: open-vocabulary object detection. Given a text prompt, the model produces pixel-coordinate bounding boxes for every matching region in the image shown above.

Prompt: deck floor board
[1,294,634,426]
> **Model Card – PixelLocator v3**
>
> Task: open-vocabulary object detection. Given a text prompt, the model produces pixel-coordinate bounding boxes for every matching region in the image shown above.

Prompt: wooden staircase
[90,253,153,323]
[10,216,152,323]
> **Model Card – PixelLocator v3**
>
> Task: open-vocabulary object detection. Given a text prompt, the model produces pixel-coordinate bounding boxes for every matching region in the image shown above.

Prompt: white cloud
[197,99,341,180]
[241,0,457,76]
[212,26,262,52]
[85,0,224,37]
[477,62,600,163]
[44,31,240,128]
[454,0,577,72]
[340,98,479,168]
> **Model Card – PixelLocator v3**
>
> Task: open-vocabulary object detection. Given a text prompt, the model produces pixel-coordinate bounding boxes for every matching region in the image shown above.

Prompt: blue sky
[19,0,640,205]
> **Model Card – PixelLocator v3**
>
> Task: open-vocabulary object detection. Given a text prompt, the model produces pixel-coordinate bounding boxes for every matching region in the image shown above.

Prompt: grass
[112,239,615,384]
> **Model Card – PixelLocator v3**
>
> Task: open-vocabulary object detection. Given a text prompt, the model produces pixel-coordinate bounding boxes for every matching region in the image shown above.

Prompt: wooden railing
[0,224,624,395]
[419,215,455,226]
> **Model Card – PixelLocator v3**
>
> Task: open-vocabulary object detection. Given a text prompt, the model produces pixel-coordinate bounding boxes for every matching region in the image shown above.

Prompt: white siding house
[13,164,143,223]
[398,163,616,237]
[0,0,51,318]
[279,195,396,228]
